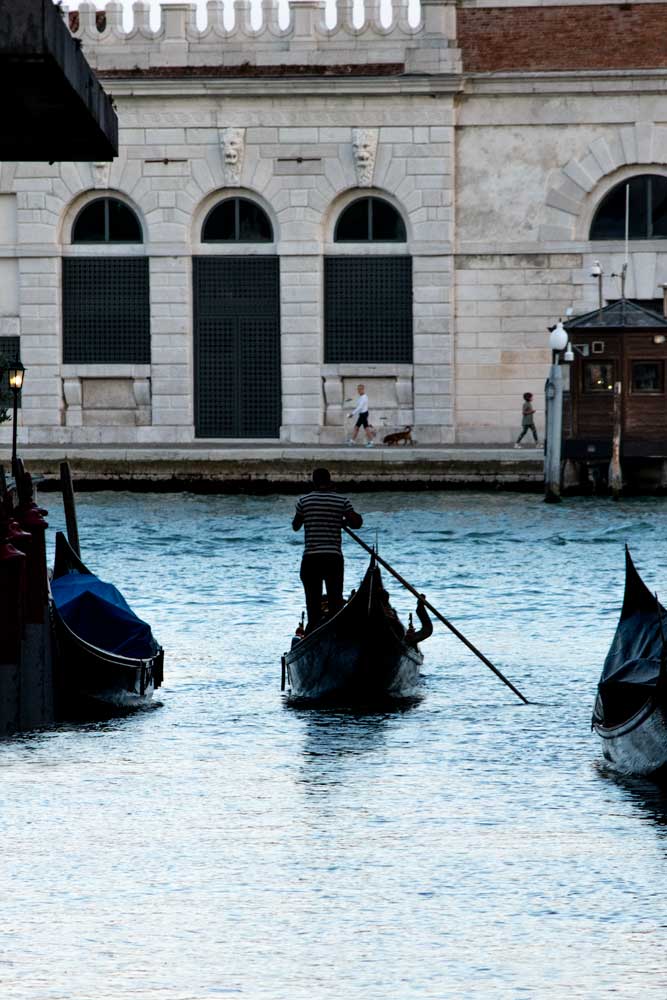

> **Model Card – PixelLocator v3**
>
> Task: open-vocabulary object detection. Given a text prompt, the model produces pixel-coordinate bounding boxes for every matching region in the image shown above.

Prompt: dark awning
[565,299,667,331]
[0,0,117,161]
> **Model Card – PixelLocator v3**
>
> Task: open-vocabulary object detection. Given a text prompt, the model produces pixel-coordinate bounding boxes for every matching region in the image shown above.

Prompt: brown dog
[383,425,413,446]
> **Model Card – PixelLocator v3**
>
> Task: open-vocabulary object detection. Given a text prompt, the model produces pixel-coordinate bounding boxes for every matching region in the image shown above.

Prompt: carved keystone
[221,127,246,187]
[352,128,378,188]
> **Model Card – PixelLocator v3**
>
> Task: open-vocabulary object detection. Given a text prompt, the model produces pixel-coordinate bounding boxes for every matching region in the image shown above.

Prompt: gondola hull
[284,562,423,703]
[594,692,667,777]
[51,532,163,715]
[593,547,667,777]
[52,612,163,713]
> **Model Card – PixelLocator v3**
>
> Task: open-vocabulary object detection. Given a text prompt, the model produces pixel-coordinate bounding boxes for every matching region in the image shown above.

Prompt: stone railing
[63,1,460,75]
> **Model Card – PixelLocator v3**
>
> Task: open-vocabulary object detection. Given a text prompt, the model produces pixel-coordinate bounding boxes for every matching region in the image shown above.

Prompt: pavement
[7,441,545,488]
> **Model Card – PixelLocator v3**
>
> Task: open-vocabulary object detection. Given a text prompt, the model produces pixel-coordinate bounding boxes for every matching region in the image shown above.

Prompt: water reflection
[601,767,667,838]
[295,705,417,792]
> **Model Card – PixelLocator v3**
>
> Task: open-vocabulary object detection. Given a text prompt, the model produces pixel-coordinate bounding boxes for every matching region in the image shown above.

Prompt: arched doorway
[193,197,280,438]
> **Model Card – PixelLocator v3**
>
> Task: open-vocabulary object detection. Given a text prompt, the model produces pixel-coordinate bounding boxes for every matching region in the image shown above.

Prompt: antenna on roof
[622,182,629,301]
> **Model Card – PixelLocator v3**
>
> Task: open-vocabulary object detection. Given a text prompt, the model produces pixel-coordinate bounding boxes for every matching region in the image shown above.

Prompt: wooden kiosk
[563,300,667,488]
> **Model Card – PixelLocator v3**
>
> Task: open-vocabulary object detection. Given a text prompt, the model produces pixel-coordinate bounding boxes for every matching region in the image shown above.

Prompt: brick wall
[459,4,667,73]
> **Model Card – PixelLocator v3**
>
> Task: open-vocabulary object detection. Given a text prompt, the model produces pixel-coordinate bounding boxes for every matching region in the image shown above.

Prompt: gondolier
[292,467,363,629]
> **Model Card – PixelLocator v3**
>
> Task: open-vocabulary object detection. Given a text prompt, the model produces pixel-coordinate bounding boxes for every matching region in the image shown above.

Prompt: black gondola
[282,558,423,703]
[593,547,667,777]
[51,531,164,713]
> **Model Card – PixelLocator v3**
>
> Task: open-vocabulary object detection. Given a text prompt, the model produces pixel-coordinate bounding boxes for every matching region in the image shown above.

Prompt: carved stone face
[353,137,372,165]
[224,132,243,165]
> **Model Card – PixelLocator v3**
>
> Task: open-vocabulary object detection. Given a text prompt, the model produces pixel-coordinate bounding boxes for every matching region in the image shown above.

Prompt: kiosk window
[632,361,664,393]
[583,361,614,393]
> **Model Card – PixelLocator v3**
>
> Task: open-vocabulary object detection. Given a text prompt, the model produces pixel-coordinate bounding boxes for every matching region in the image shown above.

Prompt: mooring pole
[609,381,623,500]
[544,359,563,504]
[59,460,81,557]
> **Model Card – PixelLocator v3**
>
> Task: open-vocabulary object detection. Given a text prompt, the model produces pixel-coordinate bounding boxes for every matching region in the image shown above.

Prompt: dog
[382,425,413,447]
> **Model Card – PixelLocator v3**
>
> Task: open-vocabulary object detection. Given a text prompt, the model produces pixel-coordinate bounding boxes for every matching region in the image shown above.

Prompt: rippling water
[3,490,667,999]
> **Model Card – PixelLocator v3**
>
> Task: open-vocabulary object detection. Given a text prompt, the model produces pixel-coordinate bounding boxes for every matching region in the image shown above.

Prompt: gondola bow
[593,547,667,776]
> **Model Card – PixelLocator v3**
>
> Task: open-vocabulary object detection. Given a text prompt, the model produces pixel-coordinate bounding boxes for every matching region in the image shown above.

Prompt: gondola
[282,557,423,704]
[50,531,164,713]
[592,547,667,777]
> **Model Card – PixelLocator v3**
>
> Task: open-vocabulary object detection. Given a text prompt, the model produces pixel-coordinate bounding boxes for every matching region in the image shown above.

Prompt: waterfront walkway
[11,443,543,489]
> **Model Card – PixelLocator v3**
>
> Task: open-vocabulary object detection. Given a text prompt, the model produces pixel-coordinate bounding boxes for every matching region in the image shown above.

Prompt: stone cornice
[103,73,464,99]
[463,69,667,97]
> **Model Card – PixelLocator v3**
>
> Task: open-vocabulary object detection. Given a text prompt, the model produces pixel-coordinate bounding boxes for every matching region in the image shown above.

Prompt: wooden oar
[343,525,529,705]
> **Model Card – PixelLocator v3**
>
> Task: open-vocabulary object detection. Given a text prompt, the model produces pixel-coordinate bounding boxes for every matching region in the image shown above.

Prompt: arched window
[202,198,273,243]
[65,197,148,364]
[326,197,411,364]
[591,175,667,240]
[72,197,143,243]
[334,197,406,242]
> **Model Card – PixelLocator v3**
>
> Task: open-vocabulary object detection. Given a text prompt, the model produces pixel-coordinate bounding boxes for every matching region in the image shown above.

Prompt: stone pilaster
[280,253,323,444]
[149,256,192,439]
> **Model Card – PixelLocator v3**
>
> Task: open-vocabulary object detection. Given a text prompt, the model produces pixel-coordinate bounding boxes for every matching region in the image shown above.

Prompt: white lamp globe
[549,321,568,352]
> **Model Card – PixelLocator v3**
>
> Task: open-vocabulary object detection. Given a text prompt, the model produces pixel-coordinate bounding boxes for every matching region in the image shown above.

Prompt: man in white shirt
[347,383,375,447]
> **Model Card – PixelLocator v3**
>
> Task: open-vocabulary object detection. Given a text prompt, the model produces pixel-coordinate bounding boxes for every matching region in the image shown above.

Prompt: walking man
[292,468,363,629]
[347,383,375,447]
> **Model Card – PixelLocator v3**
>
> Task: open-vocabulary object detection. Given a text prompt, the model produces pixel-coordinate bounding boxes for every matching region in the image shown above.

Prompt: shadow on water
[597,762,667,838]
[290,700,420,790]
[55,699,164,725]
[2,701,165,746]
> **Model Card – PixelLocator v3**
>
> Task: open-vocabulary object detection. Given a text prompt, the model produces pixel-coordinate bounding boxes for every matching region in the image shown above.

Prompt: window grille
[62,258,150,364]
[324,256,412,364]
[193,257,281,438]
[0,336,21,410]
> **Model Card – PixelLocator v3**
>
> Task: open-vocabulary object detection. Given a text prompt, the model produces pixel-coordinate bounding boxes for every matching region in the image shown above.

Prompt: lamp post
[8,360,25,478]
[544,321,568,504]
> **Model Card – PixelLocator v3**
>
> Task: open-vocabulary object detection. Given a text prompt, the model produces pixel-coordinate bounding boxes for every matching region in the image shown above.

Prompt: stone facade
[2,0,667,448]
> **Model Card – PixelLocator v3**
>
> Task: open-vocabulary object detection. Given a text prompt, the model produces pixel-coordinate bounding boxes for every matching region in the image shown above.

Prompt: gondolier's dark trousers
[300,552,344,629]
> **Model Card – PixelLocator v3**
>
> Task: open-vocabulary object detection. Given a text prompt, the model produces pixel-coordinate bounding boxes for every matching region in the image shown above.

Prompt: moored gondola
[593,547,667,777]
[283,557,424,704]
[51,531,164,713]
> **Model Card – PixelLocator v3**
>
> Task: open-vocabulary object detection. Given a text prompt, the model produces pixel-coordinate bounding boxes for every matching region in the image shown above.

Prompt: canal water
[2,490,667,999]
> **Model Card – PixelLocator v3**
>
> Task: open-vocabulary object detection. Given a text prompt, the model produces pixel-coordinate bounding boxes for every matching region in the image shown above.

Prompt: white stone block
[0,259,19,316]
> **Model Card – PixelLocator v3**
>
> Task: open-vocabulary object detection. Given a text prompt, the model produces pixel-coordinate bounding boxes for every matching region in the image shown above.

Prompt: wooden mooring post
[609,381,623,500]
[0,467,54,736]
[59,461,80,556]
[544,361,564,504]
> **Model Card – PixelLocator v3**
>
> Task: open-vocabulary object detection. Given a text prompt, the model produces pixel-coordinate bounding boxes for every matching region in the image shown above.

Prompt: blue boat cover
[51,572,157,659]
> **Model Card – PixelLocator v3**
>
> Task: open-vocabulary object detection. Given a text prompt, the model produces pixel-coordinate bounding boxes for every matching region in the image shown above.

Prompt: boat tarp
[51,572,157,659]
[597,550,666,725]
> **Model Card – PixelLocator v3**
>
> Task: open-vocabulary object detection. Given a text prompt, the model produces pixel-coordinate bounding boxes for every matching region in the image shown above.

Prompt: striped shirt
[294,490,357,555]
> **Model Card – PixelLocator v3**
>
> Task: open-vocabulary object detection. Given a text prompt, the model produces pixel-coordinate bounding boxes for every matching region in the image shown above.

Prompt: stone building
[2,0,667,451]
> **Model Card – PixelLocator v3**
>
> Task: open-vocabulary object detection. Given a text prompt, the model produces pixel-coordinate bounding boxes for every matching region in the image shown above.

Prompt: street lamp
[544,321,569,504]
[8,360,25,478]
[549,320,568,353]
